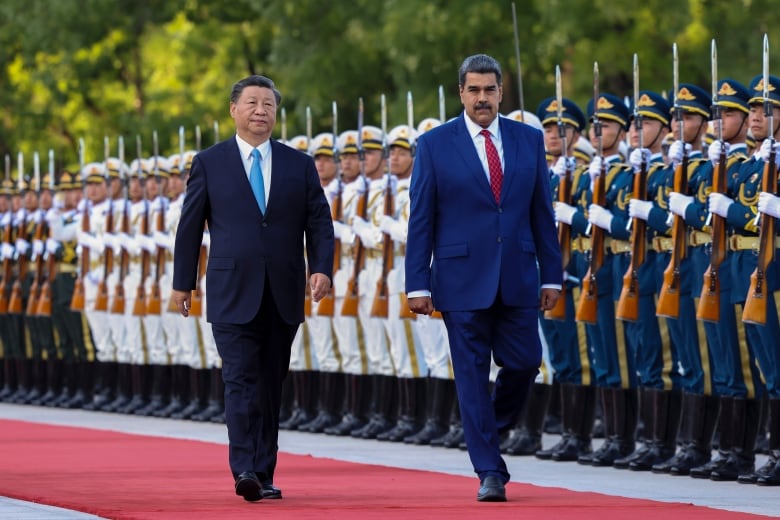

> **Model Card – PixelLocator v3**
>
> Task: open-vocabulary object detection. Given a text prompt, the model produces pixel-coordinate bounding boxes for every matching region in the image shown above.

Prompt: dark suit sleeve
[405,134,436,293]
[529,132,563,287]
[303,157,335,280]
[173,154,208,291]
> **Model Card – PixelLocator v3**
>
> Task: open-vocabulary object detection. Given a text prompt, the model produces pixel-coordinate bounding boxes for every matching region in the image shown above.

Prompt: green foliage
[2,0,780,173]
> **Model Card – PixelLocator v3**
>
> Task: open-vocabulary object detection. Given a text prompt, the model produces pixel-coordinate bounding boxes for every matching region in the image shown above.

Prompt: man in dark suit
[405,54,562,502]
[172,75,334,502]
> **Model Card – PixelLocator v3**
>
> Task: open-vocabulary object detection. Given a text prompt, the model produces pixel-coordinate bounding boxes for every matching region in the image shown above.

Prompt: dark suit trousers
[443,296,539,483]
[211,280,297,483]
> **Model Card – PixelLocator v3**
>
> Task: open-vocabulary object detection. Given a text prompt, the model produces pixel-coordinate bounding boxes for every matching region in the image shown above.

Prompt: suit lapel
[452,115,495,204]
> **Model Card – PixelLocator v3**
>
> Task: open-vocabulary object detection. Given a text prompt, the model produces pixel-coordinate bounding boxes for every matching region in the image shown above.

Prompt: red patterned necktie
[480,129,503,203]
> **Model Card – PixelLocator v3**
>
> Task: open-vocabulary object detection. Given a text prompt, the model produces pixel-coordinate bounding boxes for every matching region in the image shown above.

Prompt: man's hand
[539,288,561,311]
[171,289,192,317]
[310,273,331,302]
[408,295,434,315]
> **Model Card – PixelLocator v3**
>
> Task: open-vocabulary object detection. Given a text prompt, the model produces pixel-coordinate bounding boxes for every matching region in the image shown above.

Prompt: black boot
[60,361,94,409]
[654,392,719,475]
[356,375,397,439]
[135,365,169,416]
[614,387,654,469]
[588,387,637,467]
[118,365,148,414]
[711,397,761,481]
[579,387,616,465]
[155,365,189,418]
[193,367,224,422]
[50,359,74,407]
[101,363,132,412]
[404,377,454,445]
[755,398,780,486]
[299,371,344,433]
[378,377,422,442]
[280,370,316,430]
[34,359,61,406]
[547,384,596,461]
[325,374,369,436]
[544,380,563,434]
[9,359,31,403]
[82,361,116,411]
[690,395,732,478]
[172,368,208,420]
[0,358,17,401]
[505,383,551,455]
[626,389,681,471]
[24,359,46,405]
[438,397,465,449]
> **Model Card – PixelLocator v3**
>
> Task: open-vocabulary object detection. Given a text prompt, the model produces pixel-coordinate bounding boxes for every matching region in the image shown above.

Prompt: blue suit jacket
[405,114,562,311]
[173,137,334,325]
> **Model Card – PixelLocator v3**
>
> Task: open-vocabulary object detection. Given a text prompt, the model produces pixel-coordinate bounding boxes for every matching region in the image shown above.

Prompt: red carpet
[0,419,771,519]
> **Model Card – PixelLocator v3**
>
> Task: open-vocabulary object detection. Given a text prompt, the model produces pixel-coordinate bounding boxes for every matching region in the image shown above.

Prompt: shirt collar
[463,112,500,140]
[235,134,271,161]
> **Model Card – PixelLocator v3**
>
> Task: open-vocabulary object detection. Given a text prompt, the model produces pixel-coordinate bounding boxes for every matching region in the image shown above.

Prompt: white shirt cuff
[407,290,431,298]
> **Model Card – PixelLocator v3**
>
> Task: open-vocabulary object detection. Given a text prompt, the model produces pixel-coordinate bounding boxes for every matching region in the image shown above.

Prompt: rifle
[317,102,340,317]
[371,94,393,318]
[132,136,148,316]
[341,97,367,317]
[8,152,28,314]
[35,150,56,317]
[617,54,646,322]
[511,2,525,117]
[399,91,417,320]
[70,139,88,311]
[0,155,12,314]
[26,152,45,316]
[111,136,129,315]
[657,43,688,319]
[743,34,777,325]
[303,107,314,317]
[146,131,164,315]
[575,62,605,324]
[696,39,727,322]
[545,65,573,321]
[94,137,113,312]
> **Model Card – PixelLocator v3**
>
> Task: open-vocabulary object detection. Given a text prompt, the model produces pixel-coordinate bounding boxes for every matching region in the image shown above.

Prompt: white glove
[0,242,13,260]
[326,180,342,200]
[628,199,653,221]
[379,215,396,234]
[31,239,44,258]
[758,139,780,163]
[153,230,170,249]
[137,233,157,253]
[45,208,60,225]
[333,220,348,239]
[351,176,369,196]
[77,231,104,253]
[588,204,614,231]
[15,238,30,255]
[0,213,9,226]
[379,214,407,242]
[45,238,60,254]
[103,232,117,252]
[668,192,694,217]
[588,156,605,185]
[551,156,576,177]
[77,199,88,212]
[629,148,651,172]
[708,140,730,164]
[554,202,577,225]
[118,232,141,256]
[379,175,398,194]
[667,140,691,167]
[758,191,780,219]
[201,232,211,249]
[13,209,26,226]
[149,198,164,213]
[708,192,733,218]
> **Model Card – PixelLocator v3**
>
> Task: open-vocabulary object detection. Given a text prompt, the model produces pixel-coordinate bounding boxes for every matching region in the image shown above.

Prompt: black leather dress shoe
[477,476,506,502]
[261,481,283,499]
[235,471,262,502]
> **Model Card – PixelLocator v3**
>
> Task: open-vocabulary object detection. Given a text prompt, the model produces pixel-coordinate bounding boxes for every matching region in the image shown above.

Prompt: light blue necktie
[249,148,266,214]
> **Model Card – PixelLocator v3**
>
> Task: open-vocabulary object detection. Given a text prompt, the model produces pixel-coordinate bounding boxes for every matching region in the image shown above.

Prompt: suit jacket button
[497,237,502,243]
[498,208,503,213]
[262,222,268,227]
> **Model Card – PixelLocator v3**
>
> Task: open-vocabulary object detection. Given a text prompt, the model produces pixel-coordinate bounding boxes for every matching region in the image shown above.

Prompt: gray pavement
[1,402,778,518]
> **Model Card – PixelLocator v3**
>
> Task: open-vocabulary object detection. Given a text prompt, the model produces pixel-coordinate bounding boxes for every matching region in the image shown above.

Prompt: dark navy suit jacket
[173,137,334,325]
[405,114,562,309]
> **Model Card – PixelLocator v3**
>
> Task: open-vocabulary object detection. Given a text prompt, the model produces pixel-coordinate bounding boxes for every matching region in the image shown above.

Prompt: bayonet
[511,2,525,116]
[407,91,416,157]
[438,85,446,122]
[281,107,288,142]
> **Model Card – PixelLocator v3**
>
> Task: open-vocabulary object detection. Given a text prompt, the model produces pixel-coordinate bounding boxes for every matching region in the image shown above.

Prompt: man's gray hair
[458,54,502,86]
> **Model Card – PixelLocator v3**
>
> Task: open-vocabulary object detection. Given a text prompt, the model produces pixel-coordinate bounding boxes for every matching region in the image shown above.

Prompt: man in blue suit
[171,75,334,502]
[406,54,562,502]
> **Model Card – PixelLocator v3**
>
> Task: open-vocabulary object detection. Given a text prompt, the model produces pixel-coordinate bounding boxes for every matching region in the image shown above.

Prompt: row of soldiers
[1,73,778,488]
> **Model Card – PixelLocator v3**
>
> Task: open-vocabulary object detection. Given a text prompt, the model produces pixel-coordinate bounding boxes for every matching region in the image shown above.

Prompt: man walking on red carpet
[405,54,562,502]
[171,74,334,502]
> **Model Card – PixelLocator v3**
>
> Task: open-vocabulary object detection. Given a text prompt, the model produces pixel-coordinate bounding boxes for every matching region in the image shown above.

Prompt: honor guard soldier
[0,177,16,401]
[297,132,344,434]
[324,129,369,436]
[536,96,600,462]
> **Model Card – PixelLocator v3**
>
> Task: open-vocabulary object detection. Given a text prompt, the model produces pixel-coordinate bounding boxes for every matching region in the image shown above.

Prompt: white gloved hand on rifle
[554,202,577,225]
[588,204,614,231]
[629,148,651,172]
[708,140,730,164]
[667,140,691,167]
[668,192,693,217]
[757,191,780,219]
[551,156,576,177]
[628,199,653,221]
[708,192,734,218]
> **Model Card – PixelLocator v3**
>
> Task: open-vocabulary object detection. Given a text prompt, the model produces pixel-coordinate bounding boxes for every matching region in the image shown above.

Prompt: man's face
[110,177,122,198]
[340,152,360,182]
[39,190,53,210]
[748,104,780,141]
[715,108,747,142]
[629,119,665,149]
[24,191,38,211]
[145,177,160,199]
[671,112,705,143]
[314,155,337,185]
[230,86,277,145]
[589,120,624,151]
[87,182,106,203]
[460,72,503,128]
[167,175,184,198]
[363,149,385,179]
[543,123,578,157]
[389,146,413,177]
[129,178,143,201]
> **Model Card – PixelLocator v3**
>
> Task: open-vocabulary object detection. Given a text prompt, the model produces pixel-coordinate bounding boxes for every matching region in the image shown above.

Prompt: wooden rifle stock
[370,179,394,318]
[545,163,572,321]
[341,183,368,317]
[303,268,313,317]
[145,201,164,315]
[26,213,46,316]
[657,155,689,318]
[575,163,606,324]
[132,203,149,316]
[742,149,777,324]
[316,184,341,317]
[189,243,207,317]
[696,148,728,322]
[110,202,130,315]
[617,161,648,322]
[8,212,29,314]
[94,201,114,312]
[70,203,90,311]
[35,225,57,317]
[0,219,13,314]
